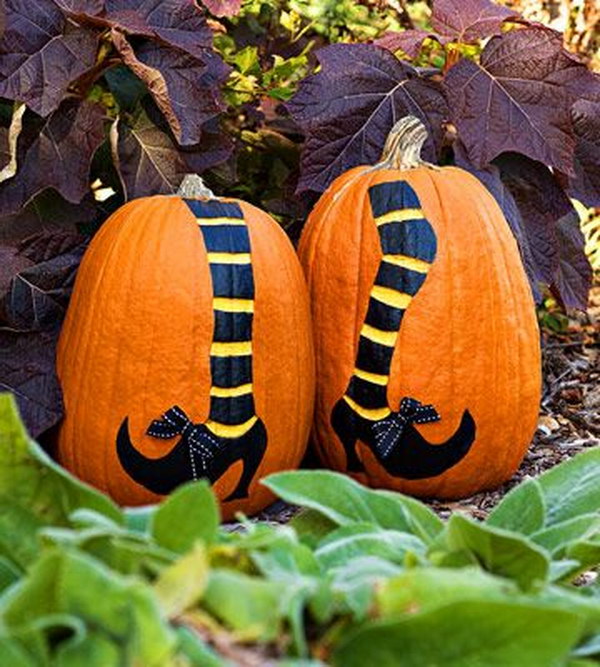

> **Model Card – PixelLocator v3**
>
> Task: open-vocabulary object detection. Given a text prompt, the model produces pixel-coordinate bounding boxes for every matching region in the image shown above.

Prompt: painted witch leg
[117,200,267,499]
[331,181,475,478]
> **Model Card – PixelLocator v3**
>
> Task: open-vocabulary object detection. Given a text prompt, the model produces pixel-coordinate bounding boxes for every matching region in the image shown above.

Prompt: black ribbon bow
[146,405,221,470]
[372,397,440,459]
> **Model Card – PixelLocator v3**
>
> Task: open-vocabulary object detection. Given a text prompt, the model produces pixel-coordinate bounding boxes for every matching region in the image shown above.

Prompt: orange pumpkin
[56,176,314,519]
[299,116,541,499]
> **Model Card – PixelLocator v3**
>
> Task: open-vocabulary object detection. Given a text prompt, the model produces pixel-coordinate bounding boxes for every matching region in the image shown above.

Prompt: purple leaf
[180,118,234,175]
[200,0,241,17]
[0,328,64,436]
[0,229,87,436]
[0,189,98,242]
[551,211,592,310]
[113,31,227,146]
[432,0,517,42]
[493,152,576,286]
[105,0,213,59]
[53,0,104,15]
[287,43,448,194]
[374,30,443,58]
[4,232,86,330]
[445,27,589,174]
[0,125,8,171]
[453,142,540,302]
[567,99,600,207]
[111,103,189,199]
[0,0,99,116]
[0,99,105,216]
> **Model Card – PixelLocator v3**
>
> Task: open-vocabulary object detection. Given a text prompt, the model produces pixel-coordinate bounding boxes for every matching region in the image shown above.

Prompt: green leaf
[487,478,546,534]
[152,480,219,554]
[333,600,584,667]
[154,543,208,618]
[123,505,156,534]
[290,509,338,548]
[315,524,426,569]
[202,570,286,642]
[2,548,177,665]
[174,626,227,666]
[329,557,403,620]
[443,514,549,590]
[566,539,600,574]
[537,447,600,526]
[263,470,443,542]
[572,633,600,657]
[531,514,600,554]
[376,567,517,617]
[0,394,122,528]
[0,557,20,592]
[0,637,38,667]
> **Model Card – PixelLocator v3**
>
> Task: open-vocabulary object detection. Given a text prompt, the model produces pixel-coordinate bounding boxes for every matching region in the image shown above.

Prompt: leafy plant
[287,0,599,311]
[1,391,600,665]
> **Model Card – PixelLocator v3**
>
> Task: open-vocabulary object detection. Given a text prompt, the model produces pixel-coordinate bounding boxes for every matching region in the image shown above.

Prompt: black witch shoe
[117,405,267,501]
[331,396,476,479]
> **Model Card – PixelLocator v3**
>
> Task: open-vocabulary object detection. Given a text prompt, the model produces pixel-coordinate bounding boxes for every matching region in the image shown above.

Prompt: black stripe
[213,311,253,343]
[209,394,255,425]
[200,225,251,253]
[209,264,254,298]
[355,336,395,375]
[186,199,244,220]
[210,356,253,388]
[346,376,388,409]
[374,262,428,295]
[378,219,437,261]
[364,298,405,331]
[369,180,421,218]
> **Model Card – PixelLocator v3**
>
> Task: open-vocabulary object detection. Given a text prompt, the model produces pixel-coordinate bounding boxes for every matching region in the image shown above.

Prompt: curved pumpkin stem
[177,174,216,199]
[379,116,439,171]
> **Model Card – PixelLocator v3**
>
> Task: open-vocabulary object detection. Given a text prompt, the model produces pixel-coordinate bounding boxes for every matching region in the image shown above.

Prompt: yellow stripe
[210,341,252,356]
[343,395,391,421]
[213,298,254,313]
[360,323,398,347]
[206,415,257,438]
[207,252,251,264]
[375,208,424,226]
[197,217,245,226]
[210,383,253,398]
[371,285,412,309]
[354,367,388,386]
[383,254,431,273]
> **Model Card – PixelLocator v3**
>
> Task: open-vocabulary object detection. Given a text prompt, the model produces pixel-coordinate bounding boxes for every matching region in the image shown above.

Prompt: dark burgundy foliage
[0,231,88,436]
[552,213,593,310]
[493,153,591,308]
[568,99,600,207]
[287,44,447,194]
[0,100,105,216]
[431,0,517,42]
[375,30,442,58]
[445,27,588,174]
[201,0,242,18]
[0,0,99,116]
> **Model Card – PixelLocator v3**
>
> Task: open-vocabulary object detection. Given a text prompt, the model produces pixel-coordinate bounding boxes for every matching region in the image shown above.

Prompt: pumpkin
[298,116,541,499]
[56,176,315,519]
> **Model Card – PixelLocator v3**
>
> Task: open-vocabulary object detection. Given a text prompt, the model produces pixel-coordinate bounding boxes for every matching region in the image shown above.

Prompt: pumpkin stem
[177,174,216,199]
[379,116,438,170]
